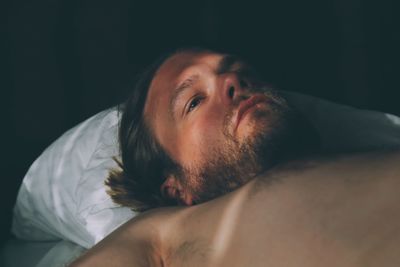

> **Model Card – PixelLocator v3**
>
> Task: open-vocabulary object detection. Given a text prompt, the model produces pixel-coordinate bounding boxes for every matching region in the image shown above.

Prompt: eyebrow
[169,74,199,119]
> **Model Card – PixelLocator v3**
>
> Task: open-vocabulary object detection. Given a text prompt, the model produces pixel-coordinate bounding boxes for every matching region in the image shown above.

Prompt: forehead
[156,51,222,84]
[144,51,223,124]
[148,50,223,102]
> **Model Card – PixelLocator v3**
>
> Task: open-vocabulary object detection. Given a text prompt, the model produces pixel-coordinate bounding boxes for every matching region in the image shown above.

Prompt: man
[70,49,400,266]
[106,47,320,211]
[71,150,400,266]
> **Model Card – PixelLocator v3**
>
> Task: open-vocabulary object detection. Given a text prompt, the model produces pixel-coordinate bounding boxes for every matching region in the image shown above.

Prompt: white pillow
[12,107,135,248]
[12,92,400,249]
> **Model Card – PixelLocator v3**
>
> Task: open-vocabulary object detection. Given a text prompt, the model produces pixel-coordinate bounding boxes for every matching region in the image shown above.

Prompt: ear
[160,176,193,206]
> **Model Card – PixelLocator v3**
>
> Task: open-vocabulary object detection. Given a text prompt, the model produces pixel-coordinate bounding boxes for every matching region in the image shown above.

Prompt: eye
[187,96,203,113]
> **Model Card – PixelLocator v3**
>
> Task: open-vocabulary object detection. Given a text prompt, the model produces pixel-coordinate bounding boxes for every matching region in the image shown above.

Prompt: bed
[3,91,400,267]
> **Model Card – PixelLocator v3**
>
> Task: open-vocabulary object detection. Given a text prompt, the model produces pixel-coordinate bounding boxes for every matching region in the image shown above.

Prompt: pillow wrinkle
[12,108,118,248]
[75,109,120,211]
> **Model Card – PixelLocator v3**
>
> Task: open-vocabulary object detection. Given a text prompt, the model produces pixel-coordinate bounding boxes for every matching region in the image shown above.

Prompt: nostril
[228,86,235,98]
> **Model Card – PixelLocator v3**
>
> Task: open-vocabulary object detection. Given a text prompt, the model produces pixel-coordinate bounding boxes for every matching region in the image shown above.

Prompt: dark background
[1,0,399,244]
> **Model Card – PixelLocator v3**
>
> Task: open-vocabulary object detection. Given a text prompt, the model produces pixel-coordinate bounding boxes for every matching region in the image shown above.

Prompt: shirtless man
[71,48,400,266]
[70,150,400,266]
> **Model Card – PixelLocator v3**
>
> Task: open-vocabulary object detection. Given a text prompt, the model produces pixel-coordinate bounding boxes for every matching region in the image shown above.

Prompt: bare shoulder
[249,149,400,221]
[68,208,181,267]
[228,149,400,267]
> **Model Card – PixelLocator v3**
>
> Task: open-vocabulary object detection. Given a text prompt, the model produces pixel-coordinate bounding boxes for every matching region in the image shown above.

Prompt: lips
[234,94,269,131]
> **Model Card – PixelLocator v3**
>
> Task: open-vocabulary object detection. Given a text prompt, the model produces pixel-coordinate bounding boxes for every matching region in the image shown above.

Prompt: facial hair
[177,88,297,204]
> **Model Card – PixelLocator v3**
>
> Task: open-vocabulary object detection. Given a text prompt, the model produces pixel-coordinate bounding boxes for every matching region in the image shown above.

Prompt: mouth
[234,94,269,131]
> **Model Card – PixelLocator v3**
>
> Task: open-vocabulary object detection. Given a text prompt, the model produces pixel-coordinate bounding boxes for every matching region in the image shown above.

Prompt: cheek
[194,113,223,144]
[177,115,223,165]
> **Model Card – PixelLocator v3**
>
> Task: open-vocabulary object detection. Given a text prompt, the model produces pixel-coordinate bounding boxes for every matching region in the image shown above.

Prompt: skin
[70,51,400,266]
[69,51,400,266]
[70,150,400,267]
[144,50,276,204]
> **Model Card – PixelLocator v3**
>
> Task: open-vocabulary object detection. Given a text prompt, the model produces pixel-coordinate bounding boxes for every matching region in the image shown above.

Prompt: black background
[1,0,399,244]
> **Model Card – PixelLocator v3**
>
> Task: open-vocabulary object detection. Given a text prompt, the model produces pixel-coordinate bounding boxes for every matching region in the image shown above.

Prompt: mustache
[222,87,288,136]
[231,85,285,106]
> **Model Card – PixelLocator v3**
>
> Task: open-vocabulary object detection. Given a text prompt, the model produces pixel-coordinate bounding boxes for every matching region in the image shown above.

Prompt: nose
[221,73,245,105]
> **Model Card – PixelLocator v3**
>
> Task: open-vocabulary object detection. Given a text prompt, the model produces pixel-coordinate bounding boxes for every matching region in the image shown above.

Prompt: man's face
[144,51,291,204]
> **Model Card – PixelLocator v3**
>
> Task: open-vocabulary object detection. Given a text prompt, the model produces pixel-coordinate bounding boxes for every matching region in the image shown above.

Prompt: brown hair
[106,47,212,211]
